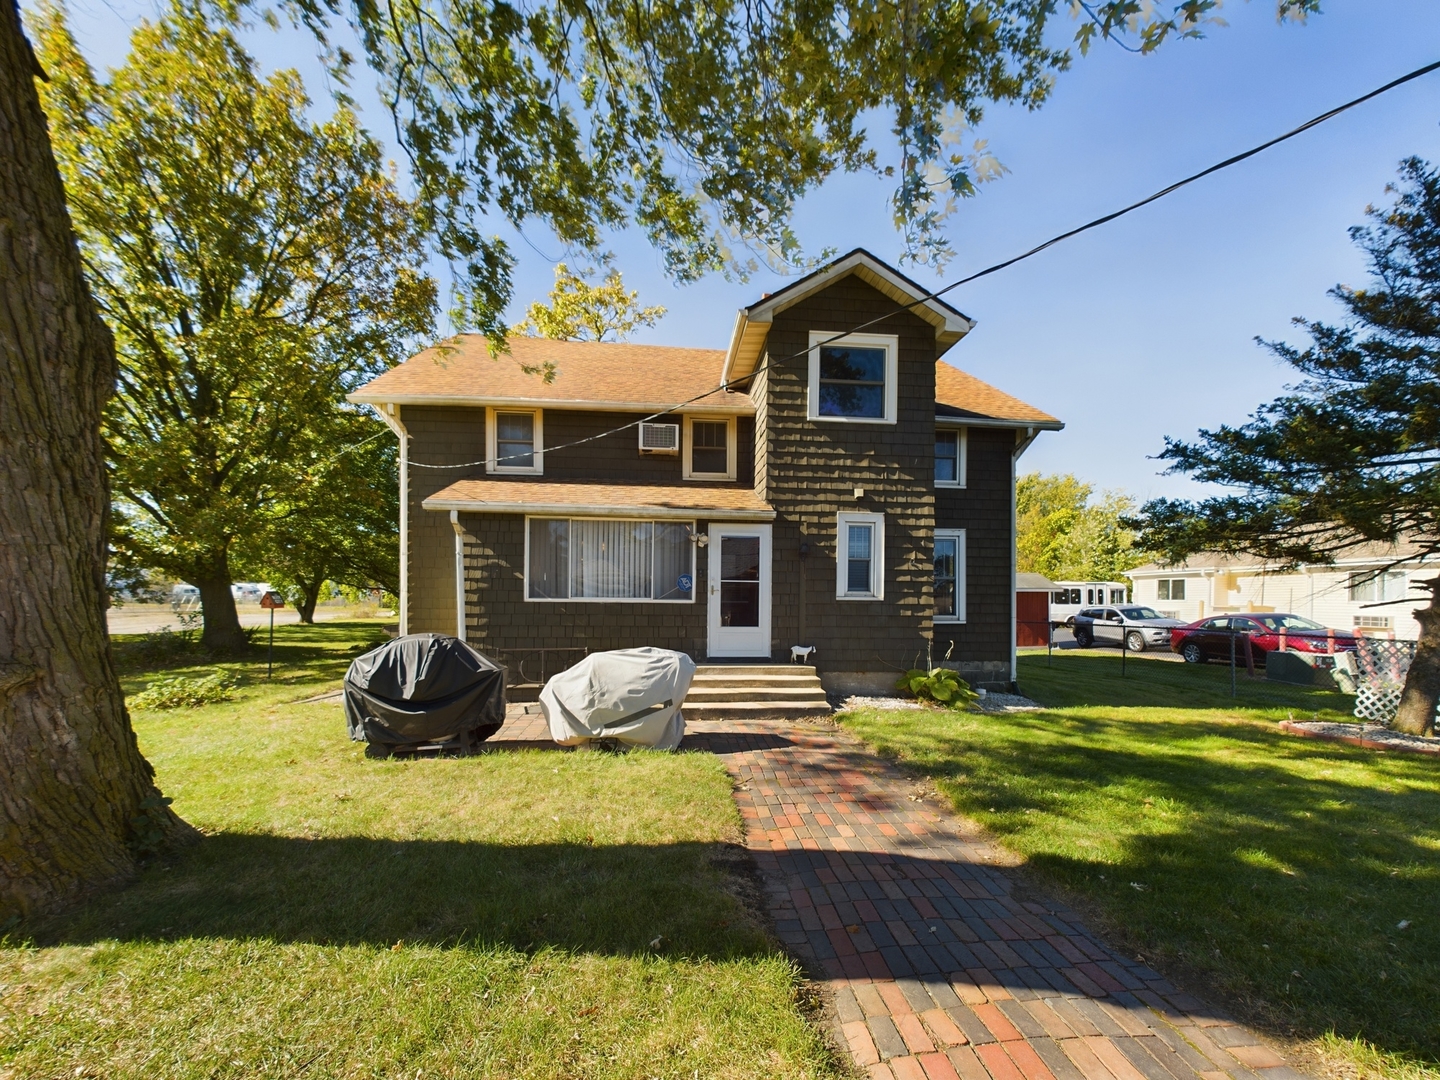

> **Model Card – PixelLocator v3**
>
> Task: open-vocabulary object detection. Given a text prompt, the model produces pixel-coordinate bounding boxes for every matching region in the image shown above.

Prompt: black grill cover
[344,634,505,748]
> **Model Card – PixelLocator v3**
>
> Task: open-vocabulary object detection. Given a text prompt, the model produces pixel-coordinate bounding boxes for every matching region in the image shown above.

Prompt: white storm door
[707,524,772,658]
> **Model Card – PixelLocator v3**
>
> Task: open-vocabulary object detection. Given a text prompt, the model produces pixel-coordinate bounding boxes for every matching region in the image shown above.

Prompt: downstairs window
[527,518,694,602]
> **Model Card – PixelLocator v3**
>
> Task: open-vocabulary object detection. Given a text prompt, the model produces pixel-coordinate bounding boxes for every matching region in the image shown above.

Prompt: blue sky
[44,0,1440,501]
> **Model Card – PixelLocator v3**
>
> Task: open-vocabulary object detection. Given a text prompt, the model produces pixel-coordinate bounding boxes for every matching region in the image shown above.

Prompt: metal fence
[1019,618,1424,720]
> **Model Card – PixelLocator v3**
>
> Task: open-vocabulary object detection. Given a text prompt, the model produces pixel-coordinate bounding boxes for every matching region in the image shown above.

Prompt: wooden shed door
[1016,591,1051,647]
[707,525,772,657]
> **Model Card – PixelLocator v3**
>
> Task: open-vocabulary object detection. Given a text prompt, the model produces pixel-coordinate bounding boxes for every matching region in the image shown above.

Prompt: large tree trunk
[0,0,180,917]
[296,578,323,624]
[193,561,248,653]
[1393,579,1439,737]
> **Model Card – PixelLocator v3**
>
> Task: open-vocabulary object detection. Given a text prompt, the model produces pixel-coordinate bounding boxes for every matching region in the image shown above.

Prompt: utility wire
[409,58,1440,472]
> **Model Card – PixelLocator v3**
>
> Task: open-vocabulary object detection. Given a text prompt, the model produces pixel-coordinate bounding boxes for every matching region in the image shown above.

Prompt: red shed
[1016,573,1054,648]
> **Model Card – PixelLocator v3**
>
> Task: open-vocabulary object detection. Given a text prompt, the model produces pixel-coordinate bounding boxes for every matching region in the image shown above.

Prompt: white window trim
[682,414,737,481]
[935,528,966,624]
[936,426,968,489]
[807,331,899,425]
[486,406,544,475]
[836,511,885,600]
[522,515,697,603]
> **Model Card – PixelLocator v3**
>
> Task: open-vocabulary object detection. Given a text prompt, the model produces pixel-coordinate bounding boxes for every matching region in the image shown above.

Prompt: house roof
[1126,538,1439,576]
[422,479,775,521]
[722,249,975,384]
[350,337,745,413]
[935,362,1062,429]
[349,249,1058,431]
[1016,573,1056,591]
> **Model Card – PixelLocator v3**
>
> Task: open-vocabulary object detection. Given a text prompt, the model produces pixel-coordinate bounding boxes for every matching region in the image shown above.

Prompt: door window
[719,536,761,627]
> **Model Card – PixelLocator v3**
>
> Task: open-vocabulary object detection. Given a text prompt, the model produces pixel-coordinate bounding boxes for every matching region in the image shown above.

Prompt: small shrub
[896,667,980,709]
[130,671,238,710]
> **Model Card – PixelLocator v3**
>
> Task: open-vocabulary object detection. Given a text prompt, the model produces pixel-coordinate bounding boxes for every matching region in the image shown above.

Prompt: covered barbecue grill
[541,647,695,750]
[345,634,505,756]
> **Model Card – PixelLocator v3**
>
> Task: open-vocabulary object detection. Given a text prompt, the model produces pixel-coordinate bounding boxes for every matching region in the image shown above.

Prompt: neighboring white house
[1126,541,1436,641]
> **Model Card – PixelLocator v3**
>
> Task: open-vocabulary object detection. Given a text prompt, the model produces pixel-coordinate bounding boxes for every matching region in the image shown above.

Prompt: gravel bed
[1280,719,1440,755]
[840,692,1043,714]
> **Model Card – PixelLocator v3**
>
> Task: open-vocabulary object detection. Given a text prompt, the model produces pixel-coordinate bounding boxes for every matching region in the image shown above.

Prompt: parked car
[1170,613,1357,665]
[1073,606,1187,652]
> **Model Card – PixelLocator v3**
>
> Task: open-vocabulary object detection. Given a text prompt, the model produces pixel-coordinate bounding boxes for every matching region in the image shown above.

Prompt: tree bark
[296,578,323,624]
[0,0,180,917]
[193,565,248,654]
[1393,578,1439,737]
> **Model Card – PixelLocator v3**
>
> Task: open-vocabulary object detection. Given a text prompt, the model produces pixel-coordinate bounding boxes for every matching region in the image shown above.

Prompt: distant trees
[249,421,401,623]
[1135,159,1440,736]
[512,262,666,342]
[1017,473,1145,584]
[34,0,434,652]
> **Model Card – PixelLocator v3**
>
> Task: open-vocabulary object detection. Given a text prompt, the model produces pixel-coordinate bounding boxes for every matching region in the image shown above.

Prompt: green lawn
[842,653,1440,1080]
[1,622,843,1080]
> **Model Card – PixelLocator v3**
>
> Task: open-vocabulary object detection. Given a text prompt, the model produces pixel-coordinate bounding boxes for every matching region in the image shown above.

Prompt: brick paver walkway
[698,720,1309,1080]
[483,706,1308,1080]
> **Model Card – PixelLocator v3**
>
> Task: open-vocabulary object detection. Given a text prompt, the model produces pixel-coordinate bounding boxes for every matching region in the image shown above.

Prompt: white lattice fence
[1353,639,1423,723]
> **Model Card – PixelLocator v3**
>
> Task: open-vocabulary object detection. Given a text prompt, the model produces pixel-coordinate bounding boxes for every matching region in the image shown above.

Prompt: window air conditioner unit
[638,421,680,455]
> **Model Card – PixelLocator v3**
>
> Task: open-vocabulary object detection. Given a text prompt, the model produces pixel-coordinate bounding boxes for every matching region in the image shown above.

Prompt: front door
[707,524,772,658]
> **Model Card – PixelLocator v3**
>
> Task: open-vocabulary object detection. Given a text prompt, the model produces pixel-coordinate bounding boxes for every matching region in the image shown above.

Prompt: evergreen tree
[1136,158,1440,735]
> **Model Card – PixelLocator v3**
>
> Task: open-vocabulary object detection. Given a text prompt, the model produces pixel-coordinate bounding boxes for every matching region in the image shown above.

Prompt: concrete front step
[685,664,831,718]
[682,701,833,720]
[687,687,831,704]
[690,674,824,690]
[696,664,818,677]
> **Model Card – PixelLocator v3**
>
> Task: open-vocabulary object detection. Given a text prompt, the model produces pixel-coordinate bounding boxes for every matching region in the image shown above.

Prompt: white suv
[1073,606,1187,653]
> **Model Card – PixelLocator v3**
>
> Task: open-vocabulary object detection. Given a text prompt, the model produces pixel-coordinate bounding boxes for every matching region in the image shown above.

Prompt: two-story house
[351,250,1061,694]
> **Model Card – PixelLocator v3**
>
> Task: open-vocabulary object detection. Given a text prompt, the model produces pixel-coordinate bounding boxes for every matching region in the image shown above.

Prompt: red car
[1170,613,1357,666]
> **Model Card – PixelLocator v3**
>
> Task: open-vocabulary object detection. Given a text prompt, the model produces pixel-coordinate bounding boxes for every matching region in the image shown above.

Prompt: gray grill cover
[541,648,695,750]
[344,634,505,747]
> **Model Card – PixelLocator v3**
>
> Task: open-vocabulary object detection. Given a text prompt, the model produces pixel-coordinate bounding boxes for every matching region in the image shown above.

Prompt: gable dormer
[721,248,974,389]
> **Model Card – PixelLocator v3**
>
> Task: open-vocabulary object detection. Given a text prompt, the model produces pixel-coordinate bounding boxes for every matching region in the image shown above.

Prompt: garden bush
[130,671,238,710]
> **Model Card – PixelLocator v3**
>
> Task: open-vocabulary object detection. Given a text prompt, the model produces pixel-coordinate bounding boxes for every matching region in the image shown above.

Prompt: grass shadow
[28,832,773,963]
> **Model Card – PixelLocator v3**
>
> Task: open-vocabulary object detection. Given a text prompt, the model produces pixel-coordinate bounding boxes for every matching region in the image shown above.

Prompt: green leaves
[131,672,239,710]
[512,261,666,344]
[896,667,979,709]
[1017,473,1146,582]
[33,0,434,597]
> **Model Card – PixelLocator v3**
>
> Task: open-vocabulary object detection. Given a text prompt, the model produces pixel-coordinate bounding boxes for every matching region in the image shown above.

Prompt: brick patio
[490,707,1309,1080]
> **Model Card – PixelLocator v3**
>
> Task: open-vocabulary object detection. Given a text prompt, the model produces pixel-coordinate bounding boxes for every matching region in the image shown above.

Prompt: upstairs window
[936,427,967,487]
[807,332,898,424]
[683,415,736,480]
[486,407,543,474]
[836,511,885,599]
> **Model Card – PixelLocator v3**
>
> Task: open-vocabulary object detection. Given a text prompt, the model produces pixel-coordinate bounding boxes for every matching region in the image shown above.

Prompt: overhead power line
[409,58,1440,471]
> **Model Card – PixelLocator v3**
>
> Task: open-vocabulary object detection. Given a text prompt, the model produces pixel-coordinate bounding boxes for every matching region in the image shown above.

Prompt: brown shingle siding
[759,277,937,673]
[935,426,1014,665]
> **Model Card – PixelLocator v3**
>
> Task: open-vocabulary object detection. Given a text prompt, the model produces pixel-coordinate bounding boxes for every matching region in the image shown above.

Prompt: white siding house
[1126,543,1435,641]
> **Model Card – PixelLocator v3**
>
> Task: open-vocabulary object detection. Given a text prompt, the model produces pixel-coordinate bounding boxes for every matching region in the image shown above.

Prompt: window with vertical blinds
[527,518,694,601]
